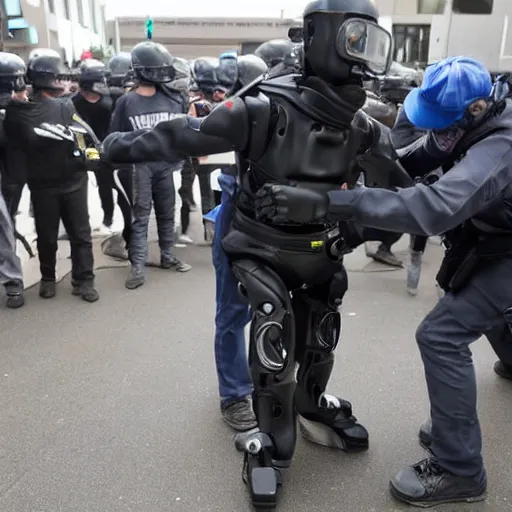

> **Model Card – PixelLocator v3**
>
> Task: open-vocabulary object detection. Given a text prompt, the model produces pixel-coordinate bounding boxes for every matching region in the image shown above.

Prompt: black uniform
[5,54,98,301]
[103,1,410,508]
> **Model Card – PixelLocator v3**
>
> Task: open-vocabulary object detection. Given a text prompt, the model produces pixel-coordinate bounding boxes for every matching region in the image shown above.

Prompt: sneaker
[390,457,486,507]
[95,224,112,236]
[6,292,25,309]
[178,234,194,245]
[125,265,145,289]
[372,244,403,267]
[221,398,258,431]
[72,281,99,303]
[101,233,129,261]
[494,360,512,380]
[407,251,422,296]
[160,255,192,272]
[39,280,56,299]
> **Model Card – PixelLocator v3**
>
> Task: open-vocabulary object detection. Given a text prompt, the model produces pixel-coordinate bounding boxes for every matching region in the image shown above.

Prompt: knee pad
[316,310,342,352]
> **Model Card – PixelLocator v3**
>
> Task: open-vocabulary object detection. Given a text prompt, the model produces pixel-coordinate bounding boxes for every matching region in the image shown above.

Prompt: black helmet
[193,57,219,95]
[131,42,174,84]
[79,59,108,95]
[255,40,300,75]
[0,52,27,101]
[236,55,268,88]
[107,52,133,87]
[303,0,392,84]
[28,48,60,65]
[168,56,193,92]
[26,54,69,92]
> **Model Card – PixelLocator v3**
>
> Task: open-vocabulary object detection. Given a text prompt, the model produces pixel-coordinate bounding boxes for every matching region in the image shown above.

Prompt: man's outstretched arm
[103,97,251,165]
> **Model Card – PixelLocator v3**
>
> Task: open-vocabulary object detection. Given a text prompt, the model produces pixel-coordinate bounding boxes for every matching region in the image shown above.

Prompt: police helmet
[131,42,174,84]
[168,56,193,92]
[28,48,61,65]
[236,55,268,88]
[193,57,219,95]
[107,52,133,87]
[26,54,69,92]
[78,59,108,95]
[0,52,27,100]
[303,0,392,84]
[255,39,299,75]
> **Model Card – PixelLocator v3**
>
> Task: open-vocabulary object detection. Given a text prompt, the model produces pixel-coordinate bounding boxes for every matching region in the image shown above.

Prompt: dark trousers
[179,158,196,235]
[113,168,133,247]
[1,180,24,223]
[31,178,94,283]
[415,257,512,478]
[94,167,115,227]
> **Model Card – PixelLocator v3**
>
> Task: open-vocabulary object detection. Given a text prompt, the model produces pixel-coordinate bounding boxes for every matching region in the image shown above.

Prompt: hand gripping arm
[102,97,250,165]
[355,114,413,190]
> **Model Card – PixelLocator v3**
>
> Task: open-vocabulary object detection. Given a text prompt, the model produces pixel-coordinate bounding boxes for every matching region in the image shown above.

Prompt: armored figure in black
[104,0,411,508]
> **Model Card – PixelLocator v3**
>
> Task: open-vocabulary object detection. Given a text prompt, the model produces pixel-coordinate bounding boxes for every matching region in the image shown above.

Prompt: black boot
[72,280,99,303]
[39,280,56,299]
[5,280,25,308]
[493,360,512,380]
[418,418,432,450]
[390,457,486,507]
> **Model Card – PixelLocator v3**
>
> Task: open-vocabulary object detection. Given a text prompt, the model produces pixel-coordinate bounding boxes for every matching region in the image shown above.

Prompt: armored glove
[255,184,329,224]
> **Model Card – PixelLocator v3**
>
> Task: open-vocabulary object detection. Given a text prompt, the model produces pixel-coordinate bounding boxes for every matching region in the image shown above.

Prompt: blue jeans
[212,173,252,407]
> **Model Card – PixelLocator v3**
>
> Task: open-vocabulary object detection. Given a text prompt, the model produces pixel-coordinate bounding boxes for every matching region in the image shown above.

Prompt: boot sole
[390,483,486,508]
[298,415,369,452]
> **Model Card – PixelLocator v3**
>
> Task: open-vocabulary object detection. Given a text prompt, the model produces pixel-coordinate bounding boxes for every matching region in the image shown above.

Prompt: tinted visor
[138,65,175,84]
[337,18,392,75]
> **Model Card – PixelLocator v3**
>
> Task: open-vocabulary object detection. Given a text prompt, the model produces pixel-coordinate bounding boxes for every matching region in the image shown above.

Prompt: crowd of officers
[0,42,280,309]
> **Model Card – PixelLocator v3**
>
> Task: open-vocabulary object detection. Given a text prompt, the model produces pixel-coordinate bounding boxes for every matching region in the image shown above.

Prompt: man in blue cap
[255,56,512,506]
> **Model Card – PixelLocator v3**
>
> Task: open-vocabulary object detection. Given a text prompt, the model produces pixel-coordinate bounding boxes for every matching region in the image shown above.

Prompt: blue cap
[403,56,492,130]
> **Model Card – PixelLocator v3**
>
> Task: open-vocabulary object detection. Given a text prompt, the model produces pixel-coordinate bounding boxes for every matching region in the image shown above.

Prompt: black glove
[255,184,329,224]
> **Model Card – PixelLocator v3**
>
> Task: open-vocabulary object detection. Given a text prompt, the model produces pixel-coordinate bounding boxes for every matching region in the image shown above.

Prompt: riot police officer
[103,0,412,508]
[254,39,301,76]
[256,56,512,507]
[0,51,26,308]
[106,52,134,108]
[4,53,99,302]
[109,41,191,290]
[72,59,116,233]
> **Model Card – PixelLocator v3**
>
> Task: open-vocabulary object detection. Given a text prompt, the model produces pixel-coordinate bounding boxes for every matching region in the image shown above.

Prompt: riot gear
[217,53,237,93]
[28,48,60,65]
[0,52,26,100]
[193,57,219,96]
[103,0,410,506]
[303,0,392,84]
[107,52,133,87]
[78,59,109,95]
[255,39,299,76]
[26,55,69,94]
[168,56,193,92]
[235,54,268,88]
[131,42,174,84]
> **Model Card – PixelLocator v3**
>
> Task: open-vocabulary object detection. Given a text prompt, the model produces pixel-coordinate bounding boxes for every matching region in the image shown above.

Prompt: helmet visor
[337,19,392,75]
[138,65,175,84]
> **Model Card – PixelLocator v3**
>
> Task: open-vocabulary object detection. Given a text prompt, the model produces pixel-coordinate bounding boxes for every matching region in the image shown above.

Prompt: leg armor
[231,259,296,509]
[294,269,369,452]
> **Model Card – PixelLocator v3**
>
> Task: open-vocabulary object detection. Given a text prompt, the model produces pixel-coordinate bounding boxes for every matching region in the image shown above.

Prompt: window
[392,24,430,67]
[452,0,493,14]
[63,0,70,19]
[47,0,55,13]
[3,0,22,16]
[417,0,446,14]
[76,0,84,25]
[90,0,97,32]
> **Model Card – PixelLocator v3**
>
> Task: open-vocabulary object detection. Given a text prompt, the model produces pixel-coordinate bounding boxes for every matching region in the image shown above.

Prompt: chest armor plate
[250,93,364,192]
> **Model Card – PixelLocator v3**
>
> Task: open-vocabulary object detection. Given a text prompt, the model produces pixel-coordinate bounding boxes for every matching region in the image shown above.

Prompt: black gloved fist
[255,184,329,224]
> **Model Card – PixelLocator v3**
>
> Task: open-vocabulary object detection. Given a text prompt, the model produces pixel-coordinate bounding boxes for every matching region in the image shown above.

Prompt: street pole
[443,0,454,58]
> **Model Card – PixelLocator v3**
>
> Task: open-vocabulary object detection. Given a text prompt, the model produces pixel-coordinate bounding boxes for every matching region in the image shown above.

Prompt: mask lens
[340,19,392,75]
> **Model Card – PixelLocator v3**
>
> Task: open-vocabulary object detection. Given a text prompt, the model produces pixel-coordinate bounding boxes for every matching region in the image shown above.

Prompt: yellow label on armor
[310,240,324,248]
[76,133,86,151]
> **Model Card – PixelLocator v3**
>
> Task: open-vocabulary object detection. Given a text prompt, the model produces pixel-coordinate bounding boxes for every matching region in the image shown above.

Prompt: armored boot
[295,353,369,451]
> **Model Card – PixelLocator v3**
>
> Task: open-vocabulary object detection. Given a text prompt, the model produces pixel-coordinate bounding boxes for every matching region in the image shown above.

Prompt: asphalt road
[1,238,511,512]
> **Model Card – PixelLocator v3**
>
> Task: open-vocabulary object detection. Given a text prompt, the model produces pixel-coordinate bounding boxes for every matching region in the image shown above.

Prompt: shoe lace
[415,458,443,483]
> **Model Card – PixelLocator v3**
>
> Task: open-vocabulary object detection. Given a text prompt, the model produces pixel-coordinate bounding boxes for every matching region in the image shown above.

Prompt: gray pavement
[1,236,511,512]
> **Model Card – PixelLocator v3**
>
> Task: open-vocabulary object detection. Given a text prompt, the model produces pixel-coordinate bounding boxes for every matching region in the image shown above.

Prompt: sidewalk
[16,171,191,289]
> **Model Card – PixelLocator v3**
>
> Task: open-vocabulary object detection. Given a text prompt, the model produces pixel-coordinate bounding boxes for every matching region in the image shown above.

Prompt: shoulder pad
[200,97,249,150]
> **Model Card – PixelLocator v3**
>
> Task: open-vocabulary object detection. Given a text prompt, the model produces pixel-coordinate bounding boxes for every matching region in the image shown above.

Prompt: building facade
[1,0,107,63]
[377,0,512,71]
[109,0,511,71]
[106,16,301,60]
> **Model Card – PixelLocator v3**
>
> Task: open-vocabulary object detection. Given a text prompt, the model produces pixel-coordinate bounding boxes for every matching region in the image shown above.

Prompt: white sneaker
[178,234,194,245]
[96,224,112,236]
